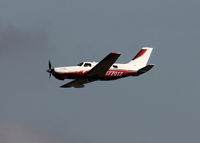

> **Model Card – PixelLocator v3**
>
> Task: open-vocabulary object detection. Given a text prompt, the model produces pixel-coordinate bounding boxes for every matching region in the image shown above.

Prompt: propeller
[47,60,54,78]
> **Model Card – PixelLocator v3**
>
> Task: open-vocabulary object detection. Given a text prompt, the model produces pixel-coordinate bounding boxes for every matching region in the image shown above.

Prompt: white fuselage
[54,62,137,74]
[52,62,139,80]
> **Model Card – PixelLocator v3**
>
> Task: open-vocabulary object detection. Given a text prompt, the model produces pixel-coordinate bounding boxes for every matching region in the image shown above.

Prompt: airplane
[47,47,154,88]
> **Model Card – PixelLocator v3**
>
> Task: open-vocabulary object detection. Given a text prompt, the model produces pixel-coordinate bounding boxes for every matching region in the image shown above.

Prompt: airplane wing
[60,52,120,88]
[60,79,96,88]
[85,52,121,78]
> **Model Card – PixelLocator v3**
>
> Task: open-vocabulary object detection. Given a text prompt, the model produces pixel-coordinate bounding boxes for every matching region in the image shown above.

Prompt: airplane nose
[47,68,54,79]
[47,60,55,79]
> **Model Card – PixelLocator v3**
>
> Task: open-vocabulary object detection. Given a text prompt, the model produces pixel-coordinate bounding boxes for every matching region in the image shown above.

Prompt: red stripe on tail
[132,49,147,60]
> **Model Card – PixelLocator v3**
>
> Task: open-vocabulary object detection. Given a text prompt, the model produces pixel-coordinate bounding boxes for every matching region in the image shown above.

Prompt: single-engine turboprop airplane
[47,47,154,88]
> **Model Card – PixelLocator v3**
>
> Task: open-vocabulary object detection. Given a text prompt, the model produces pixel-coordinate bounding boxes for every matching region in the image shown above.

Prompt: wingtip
[60,85,71,88]
[111,52,121,55]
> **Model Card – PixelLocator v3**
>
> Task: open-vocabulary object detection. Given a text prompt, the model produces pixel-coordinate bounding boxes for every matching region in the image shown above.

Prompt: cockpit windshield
[84,63,92,67]
[77,62,83,66]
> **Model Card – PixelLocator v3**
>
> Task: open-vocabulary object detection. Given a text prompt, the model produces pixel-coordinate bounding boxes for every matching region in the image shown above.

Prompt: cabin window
[84,63,92,67]
[113,65,118,68]
[77,62,83,66]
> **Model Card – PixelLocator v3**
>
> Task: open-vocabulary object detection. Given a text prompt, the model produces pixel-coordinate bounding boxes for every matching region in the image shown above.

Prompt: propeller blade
[49,60,52,69]
[49,73,51,79]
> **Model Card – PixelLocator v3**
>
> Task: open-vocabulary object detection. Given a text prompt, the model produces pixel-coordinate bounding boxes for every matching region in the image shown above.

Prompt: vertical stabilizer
[128,47,153,70]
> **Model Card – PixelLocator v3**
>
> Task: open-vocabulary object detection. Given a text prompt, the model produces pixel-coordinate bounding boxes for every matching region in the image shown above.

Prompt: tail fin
[128,47,153,70]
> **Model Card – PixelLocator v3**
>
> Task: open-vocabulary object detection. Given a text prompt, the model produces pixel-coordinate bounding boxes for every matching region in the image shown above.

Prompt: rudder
[128,47,153,70]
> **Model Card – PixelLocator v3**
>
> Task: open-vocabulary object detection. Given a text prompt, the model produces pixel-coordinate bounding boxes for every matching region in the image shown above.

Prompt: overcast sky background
[0,0,200,143]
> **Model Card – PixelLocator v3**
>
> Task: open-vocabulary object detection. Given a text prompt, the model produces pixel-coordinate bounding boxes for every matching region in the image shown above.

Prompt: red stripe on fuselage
[54,69,137,80]
[105,69,136,77]
[55,71,88,79]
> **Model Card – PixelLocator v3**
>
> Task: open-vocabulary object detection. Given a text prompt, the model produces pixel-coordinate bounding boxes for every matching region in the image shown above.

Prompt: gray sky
[0,0,200,143]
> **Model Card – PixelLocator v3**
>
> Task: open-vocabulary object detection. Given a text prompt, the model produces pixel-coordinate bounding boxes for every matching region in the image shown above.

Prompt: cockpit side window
[78,62,83,66]
[84,63,92,67]
[113,65,118,68]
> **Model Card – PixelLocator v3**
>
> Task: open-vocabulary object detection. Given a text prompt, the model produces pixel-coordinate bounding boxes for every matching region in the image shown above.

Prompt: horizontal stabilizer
[133,64,155,76]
